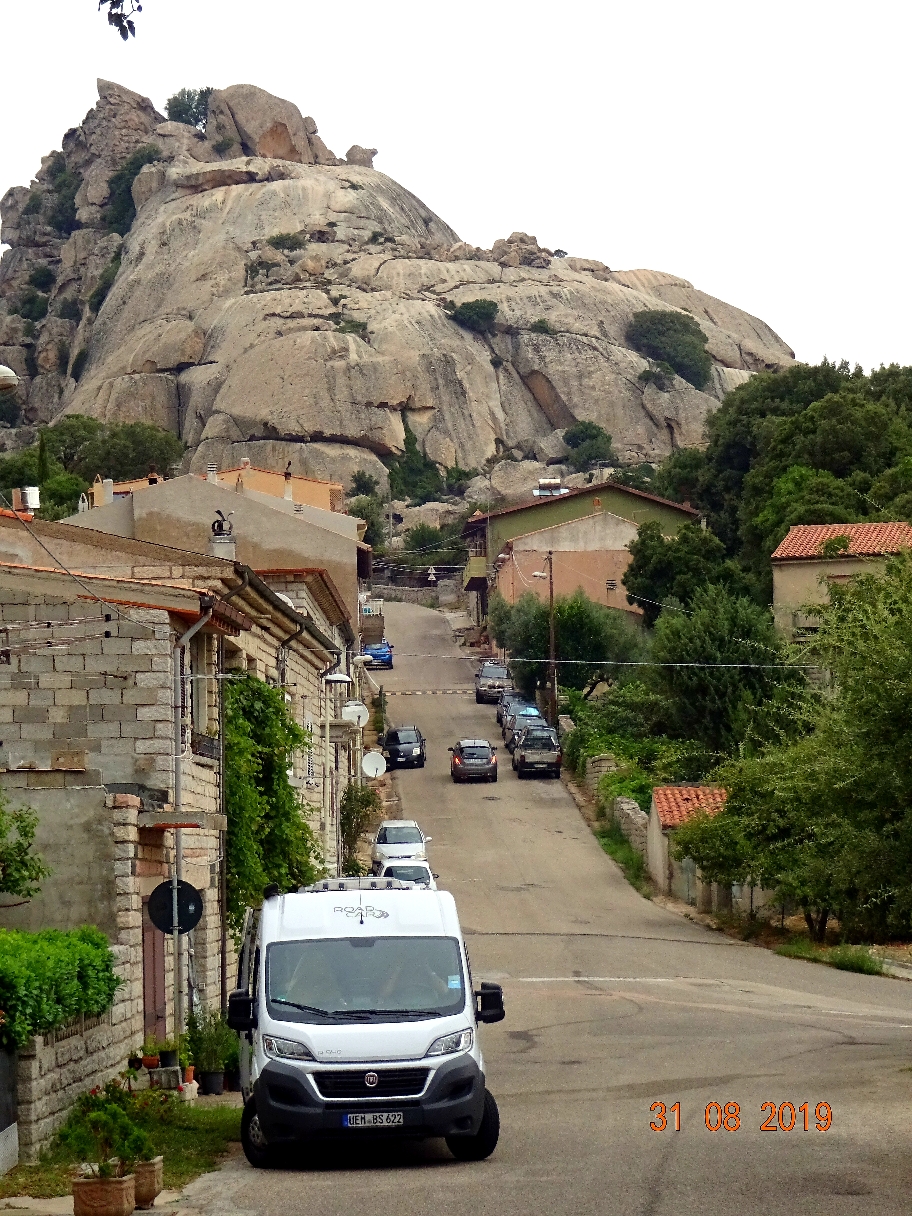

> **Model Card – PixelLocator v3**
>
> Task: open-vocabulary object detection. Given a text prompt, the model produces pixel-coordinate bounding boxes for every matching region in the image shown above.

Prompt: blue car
[363,640,394,669]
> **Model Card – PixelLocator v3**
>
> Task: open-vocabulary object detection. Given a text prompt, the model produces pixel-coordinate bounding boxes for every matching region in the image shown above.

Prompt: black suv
[382,726,427,768]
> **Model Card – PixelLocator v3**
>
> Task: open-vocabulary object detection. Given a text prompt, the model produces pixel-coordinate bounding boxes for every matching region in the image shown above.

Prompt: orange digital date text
[649,1101,832,1132]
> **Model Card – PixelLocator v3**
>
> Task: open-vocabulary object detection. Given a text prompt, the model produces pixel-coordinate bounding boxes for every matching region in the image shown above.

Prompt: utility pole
[547,550,557,727]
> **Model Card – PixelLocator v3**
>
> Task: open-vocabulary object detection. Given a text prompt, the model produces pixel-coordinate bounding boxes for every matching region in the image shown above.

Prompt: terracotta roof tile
[771,522,912,560]
[652,785,727,829]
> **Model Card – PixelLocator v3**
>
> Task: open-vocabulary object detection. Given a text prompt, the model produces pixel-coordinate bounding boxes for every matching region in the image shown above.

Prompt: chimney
[209,510,236,560]
[22,486,40,511]
[78,493,89,514]
[207,464,218,484]
[102,478,114,506]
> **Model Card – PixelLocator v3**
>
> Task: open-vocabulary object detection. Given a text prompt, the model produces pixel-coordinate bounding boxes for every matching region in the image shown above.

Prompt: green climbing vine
[224,675,322,932]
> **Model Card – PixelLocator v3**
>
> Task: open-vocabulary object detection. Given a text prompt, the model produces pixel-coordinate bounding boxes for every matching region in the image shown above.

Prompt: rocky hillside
[0,80,794,496]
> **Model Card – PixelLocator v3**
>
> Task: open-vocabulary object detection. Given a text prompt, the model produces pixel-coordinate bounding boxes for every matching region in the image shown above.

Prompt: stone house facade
[0,530,351,1158]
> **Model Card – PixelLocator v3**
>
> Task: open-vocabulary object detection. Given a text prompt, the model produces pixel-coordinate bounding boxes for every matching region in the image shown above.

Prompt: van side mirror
[475,981,505,1024]
[226,988,256,1032]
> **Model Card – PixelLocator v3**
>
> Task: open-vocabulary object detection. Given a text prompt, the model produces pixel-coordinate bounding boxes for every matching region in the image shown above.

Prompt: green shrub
[165,87,213,129]
[266,231,307,251]
[638,361,676,390]
[348,494,385,548]
[0,926,120,1048]
[28,264,55,291]
[212,136,236,155]
[368,230,384,244]
[340,785,381,874]
[0,397,20,427]
[21,191,43,217]
[336,319,368,334]
[104,145,161,235]
[351,469,379,497]
[0,793,49,899]
[14,290,49,323]
[56,1104,151,1178]
[490,355,504,369]
[384,420,445,503]
[89,255,122,313]
[563,420,616,472]
[827,945,884,975]
[71,348,88,382]
[529,317,555,334]
[450,299,498,333]
[627,310,712,389]
[46,165,82,237]
[56,297,82,322]
[186,1006,236,1071]
[445,464,480,494]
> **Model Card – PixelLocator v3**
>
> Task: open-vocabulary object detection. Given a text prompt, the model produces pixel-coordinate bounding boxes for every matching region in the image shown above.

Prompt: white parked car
[370,820,431,870]
[380,861,438,889]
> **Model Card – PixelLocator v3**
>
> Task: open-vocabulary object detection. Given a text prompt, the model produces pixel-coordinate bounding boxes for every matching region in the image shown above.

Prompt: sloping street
[178,602,912,1216]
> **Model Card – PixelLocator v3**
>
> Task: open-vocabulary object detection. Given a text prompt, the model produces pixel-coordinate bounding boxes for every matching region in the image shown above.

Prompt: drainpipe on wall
[172,597,214,1045]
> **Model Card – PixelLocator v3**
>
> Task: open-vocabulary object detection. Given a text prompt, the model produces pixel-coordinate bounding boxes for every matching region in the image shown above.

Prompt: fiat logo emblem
[364,1071,379,1088]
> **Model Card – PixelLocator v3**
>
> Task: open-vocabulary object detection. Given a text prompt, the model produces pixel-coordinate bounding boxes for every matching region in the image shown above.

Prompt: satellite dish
[362,751,387,778]
[0,365,19,395]
[147,880,204,935]
[341,700,370,728]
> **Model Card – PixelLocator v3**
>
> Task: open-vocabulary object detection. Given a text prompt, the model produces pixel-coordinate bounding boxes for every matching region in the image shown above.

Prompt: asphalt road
[182,602,912,1216]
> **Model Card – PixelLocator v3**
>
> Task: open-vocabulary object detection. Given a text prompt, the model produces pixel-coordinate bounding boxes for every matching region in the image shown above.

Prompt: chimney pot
[207,464,218,484]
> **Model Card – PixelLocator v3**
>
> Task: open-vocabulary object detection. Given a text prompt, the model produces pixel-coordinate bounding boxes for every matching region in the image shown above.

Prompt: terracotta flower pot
[183,1065,195,1083]
[142,1055,160,1070]
[72,1174,135,1216]
[134,1156,164,1210]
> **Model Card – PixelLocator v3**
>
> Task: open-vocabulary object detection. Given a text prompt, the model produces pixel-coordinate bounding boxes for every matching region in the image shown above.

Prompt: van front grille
[314,1068,429,1098]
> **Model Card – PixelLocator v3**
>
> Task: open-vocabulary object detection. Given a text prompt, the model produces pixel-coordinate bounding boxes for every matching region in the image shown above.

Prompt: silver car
[475,661,512,704]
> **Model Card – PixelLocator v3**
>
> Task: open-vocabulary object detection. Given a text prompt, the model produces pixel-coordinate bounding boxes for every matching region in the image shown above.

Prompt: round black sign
[147,879,204,935]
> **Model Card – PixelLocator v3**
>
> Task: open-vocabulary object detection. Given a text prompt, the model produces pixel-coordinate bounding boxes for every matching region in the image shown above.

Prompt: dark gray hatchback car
[449,738,498,782]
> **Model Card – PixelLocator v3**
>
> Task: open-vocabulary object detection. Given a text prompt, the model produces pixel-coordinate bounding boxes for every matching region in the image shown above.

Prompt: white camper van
[227,878,505,1165]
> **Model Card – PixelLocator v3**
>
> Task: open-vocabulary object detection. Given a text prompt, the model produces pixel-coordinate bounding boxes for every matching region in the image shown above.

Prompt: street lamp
[532,550,557,726]
[322,671,351,876]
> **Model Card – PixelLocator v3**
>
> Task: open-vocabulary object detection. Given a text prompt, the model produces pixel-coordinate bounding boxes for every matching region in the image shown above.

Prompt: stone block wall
[585,753,617,795]
[612,796,649,858]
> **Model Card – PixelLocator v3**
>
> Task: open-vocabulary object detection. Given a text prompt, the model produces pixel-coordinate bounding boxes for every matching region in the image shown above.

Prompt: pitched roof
[771,522,912,560]
[652,785,727,829]
[463,482,699,533]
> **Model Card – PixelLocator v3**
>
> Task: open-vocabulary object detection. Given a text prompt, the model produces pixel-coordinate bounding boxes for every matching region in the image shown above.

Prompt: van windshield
[265,937,464,1024]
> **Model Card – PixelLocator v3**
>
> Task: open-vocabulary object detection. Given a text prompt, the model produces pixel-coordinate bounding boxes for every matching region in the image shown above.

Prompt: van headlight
[262,1035,315,1061]
[425,1028,474,1057]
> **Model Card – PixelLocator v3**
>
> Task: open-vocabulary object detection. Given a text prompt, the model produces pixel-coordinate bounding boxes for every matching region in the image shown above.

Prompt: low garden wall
[612,796,649,857]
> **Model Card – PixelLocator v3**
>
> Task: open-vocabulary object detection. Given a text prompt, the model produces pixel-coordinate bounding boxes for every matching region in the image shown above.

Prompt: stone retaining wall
[584,753,617,795]
[612,796,649,857]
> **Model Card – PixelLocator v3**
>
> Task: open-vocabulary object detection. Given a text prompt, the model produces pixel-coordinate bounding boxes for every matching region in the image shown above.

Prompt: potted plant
[59,1105,150,1216]
[157,1037,179,1069]
[187,1006,236,1095]
[223,1037,240,1092]
[128,1050,143,1072]
[140,1033,159,1070]
[134,1151,164,1211]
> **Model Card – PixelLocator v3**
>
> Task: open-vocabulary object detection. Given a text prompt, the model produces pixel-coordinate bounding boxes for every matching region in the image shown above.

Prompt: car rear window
[387,730,418,744]
[461,746,492,760]
[523,733,558,748]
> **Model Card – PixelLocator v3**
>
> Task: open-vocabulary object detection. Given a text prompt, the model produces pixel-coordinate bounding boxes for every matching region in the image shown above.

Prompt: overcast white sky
[2,1,909,371]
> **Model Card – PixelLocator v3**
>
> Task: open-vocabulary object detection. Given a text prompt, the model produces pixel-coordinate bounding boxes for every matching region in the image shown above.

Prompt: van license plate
[343,1111,404,1128]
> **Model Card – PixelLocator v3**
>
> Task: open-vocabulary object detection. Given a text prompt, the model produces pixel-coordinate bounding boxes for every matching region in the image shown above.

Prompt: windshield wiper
[270,998,333,1018]
[331,1008,442,1021]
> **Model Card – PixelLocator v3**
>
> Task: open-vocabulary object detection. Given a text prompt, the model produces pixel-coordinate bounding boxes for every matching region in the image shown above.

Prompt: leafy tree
[650,584,800,752]
[626,310,712,389]
[401,521,467,568]
[340,784,381,875]
[224,674,321,931]
[67,421,184,482]
[28,265,55,291]
[14,290,49,323]
[384,421,444,504]
[104,145,161,236]
[624,520,752,625]
[350,469,379,497]
[46,161,82,236]
[0,792,50,899]
[349,494,385,549]
[449,299,498,333]
[563,420,617,472]
[165,87,214,130]
[608,463,655,492]
[491,590,642,694]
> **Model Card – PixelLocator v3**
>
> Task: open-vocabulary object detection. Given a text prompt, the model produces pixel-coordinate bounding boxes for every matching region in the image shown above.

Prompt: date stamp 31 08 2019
[649,1102,833,1133]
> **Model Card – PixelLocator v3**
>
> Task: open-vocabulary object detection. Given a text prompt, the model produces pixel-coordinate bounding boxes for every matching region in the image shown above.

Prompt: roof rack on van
[298,878,416,893]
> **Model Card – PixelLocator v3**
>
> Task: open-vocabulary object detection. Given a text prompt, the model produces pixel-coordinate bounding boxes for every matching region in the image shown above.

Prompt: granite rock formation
[0,80,795,491]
